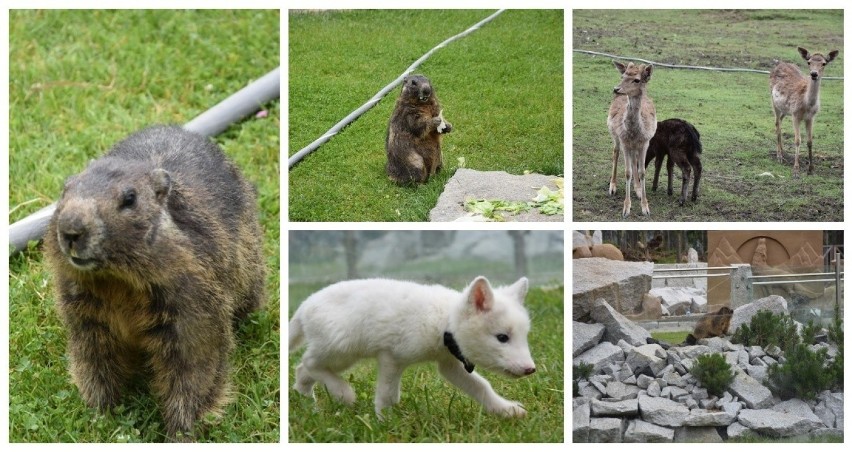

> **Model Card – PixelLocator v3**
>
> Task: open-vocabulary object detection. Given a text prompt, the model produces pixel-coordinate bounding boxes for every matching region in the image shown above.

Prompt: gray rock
[720,401,742,418]
[738,408,820,437]
[636,374,653,389]
[648,287,706,316]
[662,370,685,388]
[728,370,773,409]
[572,402,590,442]
[726,422,753,440]
[764,344,783,359]
[815,392,843,429]
[591,398,639,417]
[623,419,674,443]
[638,394,689,427]
[590,298,653,346]
[700,396,718,409]
[589,375,611,394]
[616,339,634,354]
[771,399,825,427]
[667,387,689,401]
[606,381,640,401]
[678,345,711,360]
[697,337,729,354]
[573,321,606,357]
[745,365,768,384]
[747,345,766,359]
[761,355,778,366]
[573,260,654,320]
[674,426,724,442]
[683,408,736,426]
[623,374,637,385]
[577,383,603,400]
[626,344,667,376]
[429,169,562,222]
[691,388,709,401]
[574,341,624,373]
[729,295,788,334]
[647,381,661,397]
[589,417,624,442]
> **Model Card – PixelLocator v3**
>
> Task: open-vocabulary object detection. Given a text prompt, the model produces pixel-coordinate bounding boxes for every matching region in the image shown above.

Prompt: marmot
[385,74,453,184]
[684,306,733,345]
[43,125,266,441]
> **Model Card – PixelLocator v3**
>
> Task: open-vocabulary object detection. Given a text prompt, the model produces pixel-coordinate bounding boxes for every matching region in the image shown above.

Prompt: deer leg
[609,144,620,196]
[792,116,802,179]
[691,154,702,202]
[666,152,675,197]
[678,159,691,206]
[622,153,632,218]
[805,118,814,175]
[651,151,664,192]
[774,111,785,163]
[636,146,650,216]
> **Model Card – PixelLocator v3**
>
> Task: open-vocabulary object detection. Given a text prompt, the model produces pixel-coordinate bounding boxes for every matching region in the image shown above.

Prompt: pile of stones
[572,297,844,442]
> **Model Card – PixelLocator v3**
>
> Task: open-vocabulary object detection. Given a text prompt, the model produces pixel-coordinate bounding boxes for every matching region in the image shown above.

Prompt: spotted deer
[770,47,839,178]
[607,61,657,217]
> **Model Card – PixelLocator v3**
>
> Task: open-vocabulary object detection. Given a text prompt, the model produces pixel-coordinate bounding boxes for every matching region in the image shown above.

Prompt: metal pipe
[654,266,737,272]
[752,279,840,286]
[750,272,843,279]
[8,66,281,255]
[652,274,730,279]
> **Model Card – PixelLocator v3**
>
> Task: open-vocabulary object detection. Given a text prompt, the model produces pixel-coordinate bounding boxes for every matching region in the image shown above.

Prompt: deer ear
[798,47,811,61]
[827,50,839,63]
[613,61,627,74]
[643,64,653,81]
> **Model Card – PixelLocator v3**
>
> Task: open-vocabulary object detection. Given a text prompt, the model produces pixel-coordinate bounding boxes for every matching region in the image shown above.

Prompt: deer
[645,118,703,206]
[770,47,839,178]
[607,61,657,217]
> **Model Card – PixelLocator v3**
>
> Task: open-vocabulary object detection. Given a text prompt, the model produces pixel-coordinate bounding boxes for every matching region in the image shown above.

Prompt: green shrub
[827,311,844,390]
[731,310,799,353]
[691,353,735,397]
[767,343,833,400]
[573,362,594,397]
[800,320,820,345]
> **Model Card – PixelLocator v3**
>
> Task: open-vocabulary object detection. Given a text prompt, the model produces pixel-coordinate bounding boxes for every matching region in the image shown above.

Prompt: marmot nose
[58,217,88,253]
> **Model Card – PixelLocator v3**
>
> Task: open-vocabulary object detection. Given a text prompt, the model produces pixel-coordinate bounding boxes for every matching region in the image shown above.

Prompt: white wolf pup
[289,276,536,417]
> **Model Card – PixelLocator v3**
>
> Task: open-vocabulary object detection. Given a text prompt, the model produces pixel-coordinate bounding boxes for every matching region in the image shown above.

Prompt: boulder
[738,408,820,437]
[814,392,843,429]
[572,402,591,442]
[638,395,689,427]
[573,259,653,320]
[590,298,652,346]
[674,426,724,442]
[771,399,824,427]
[591,398,639,417]
[589,417,624,442]
[648,287,706,316]
[573,342,624,373]
[683,408,736,426]
[623,419,674,443]
[573,321,605,357]
[729,295,788,334]
[605,381,640,401]
[625,344,667,376]
[728,370,773,409]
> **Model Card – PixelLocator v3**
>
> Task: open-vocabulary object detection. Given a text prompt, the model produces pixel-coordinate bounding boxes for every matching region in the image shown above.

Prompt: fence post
[730,264,753,309]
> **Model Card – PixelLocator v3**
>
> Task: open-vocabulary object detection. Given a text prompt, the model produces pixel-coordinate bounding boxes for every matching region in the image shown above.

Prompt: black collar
[443,332,475,373]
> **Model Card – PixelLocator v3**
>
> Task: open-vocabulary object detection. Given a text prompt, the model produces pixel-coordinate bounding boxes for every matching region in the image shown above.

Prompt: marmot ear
[150,169,171,204]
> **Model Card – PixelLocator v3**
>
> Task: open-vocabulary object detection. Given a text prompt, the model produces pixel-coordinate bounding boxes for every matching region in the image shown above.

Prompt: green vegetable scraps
[463,178,564,221]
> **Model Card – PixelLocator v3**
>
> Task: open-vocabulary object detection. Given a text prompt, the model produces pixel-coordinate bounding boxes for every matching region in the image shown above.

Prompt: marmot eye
[496,334,510,343]
[120,189,137,209]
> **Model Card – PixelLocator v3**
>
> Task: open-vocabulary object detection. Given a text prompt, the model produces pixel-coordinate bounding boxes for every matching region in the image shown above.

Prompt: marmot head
[53,157,172,273]
[401,74,435,103]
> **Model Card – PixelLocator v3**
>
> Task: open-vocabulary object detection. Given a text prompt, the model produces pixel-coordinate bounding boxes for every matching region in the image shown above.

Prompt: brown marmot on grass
[385,74,452,184]
[44,125,266,441]
[684,306,733,345]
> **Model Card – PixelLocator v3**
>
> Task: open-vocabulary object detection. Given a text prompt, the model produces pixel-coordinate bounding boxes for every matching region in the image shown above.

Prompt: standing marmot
[43,125,266,441]
[385,74,453,184]
[684,306,734,345]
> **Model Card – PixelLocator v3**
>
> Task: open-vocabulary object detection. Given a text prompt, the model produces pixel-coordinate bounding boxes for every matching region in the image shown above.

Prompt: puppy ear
[506,277,530,304]
[466,276,495,313]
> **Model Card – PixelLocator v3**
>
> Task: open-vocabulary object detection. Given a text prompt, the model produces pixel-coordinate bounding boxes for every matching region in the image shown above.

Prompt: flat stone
[623,419,674,443]
[726,421,753,440]
[683,408,736,426]
[771,399,824,426]
[638,394,689,427]
[591,398,639,417]
[573,321,605,357]
[677,345,711,360]
[588,417,624,443]
[674,426,724,442]
[429,168,562,222]
[572,402,590,442]
[729,295,788,334]
[573,341,624,373]
[590,298,653,346]
[738,408,821,437]
[728,371,773,409]
[696,337,729,354]
[573,260,654,320]
[605,380,640,401]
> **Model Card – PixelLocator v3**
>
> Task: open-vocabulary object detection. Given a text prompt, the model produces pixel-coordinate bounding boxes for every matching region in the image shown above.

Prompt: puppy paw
[489,400,527,418]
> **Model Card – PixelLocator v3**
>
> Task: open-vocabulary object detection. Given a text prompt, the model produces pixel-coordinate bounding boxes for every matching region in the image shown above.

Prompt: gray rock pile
[573,297,844,442]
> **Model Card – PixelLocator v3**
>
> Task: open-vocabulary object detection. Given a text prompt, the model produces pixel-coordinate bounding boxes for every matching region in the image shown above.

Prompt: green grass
[8,10,280,442]
[287,286,564,442]
[289,9,563,221]
[650,330,691,345]
[572,9,843,221]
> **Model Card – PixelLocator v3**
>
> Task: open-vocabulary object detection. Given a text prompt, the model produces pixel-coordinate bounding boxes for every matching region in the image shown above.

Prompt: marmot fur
[385,74,452,184]
[684,306,733,345]
[44,125,266,440]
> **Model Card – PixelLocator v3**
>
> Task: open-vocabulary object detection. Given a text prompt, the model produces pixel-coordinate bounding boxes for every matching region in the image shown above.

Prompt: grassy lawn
[289,9,563,221]
[572,9,843,222]
[8,10,280,442]
[288,285,564,442]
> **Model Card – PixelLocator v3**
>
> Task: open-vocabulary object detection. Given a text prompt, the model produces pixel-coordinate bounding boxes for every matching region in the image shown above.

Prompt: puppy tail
[288,311,305,353]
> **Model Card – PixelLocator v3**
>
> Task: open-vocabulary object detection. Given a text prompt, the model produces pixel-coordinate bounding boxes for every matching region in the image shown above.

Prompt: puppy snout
[524,367,536,375]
